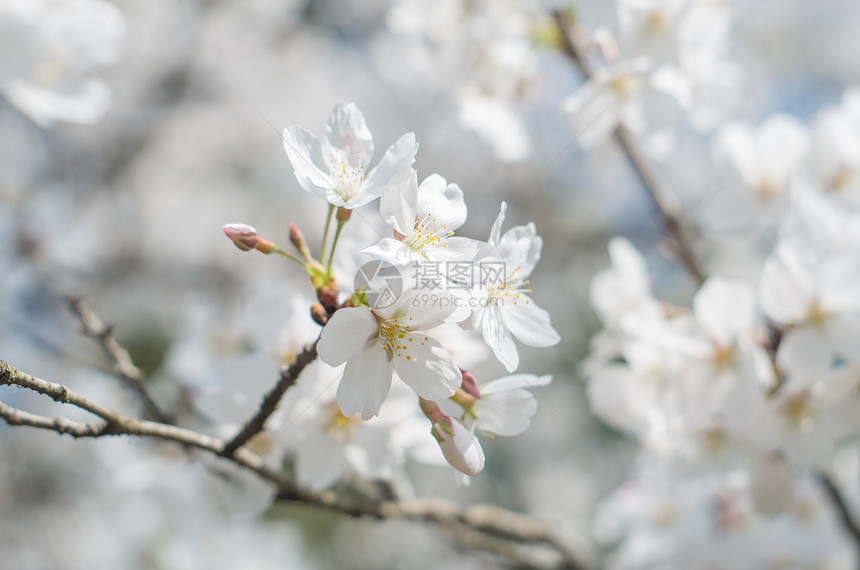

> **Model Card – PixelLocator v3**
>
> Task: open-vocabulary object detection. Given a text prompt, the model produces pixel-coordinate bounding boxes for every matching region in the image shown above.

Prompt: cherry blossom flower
[759,193,860,381]
[442,373,552,437]
[364,172,481,265]
[704,115,809,232]
[282,101,418,209]
[317,290,462,419]
[279,361,430,490]
[562,58,654,146]
[465,202,560,372]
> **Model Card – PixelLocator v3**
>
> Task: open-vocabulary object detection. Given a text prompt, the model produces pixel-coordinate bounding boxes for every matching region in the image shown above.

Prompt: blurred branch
[553,10,707,287]
[220,340,319,458]
[0,359,588,569]
[818,473,860,545]
[66,296,170,423]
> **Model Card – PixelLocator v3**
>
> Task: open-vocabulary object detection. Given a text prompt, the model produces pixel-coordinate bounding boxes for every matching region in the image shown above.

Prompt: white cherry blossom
[282,101,418,209]
[317,290,462,419]
[446,373,552,437]
[465,202,560,372]
[364,173,481,265]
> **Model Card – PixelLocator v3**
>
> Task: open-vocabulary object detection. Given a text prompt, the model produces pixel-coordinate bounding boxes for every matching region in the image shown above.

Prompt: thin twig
[66,296,170,423]
[220,341,319,457]
[553,10,706,286]
[0,359,588,569]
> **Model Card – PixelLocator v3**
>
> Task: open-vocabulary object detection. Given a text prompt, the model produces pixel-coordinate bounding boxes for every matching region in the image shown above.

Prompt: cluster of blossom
[564,0,740,146]
[707,87,860,234]
[381,0,556,162]
[584,186,860,567]
[224,101,560,483]
[0,0,125,126]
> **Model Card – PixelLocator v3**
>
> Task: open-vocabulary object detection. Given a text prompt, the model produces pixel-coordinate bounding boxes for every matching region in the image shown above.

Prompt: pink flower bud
[223,223,276,254]
[223,223,259,251]
[290,222,312,260]
[433,419,485,477]
[460,370,482,399]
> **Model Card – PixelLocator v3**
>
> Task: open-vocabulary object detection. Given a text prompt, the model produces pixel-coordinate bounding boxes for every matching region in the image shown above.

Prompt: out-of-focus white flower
[596,457,856,570]
[705,115,809,232]
[466,202,560,372]
[0,0,125,125]
[759,193,860,381]
[806,92,860,207]
[278,361,428,490]
[317,290,462,419]
[365,173,481,265]
[563,58,653,146]
[282,101,418,209]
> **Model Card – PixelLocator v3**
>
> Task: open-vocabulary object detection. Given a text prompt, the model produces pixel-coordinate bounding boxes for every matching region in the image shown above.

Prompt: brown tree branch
[220,340,319,458]
[66,296,170,423]
[553,10,706,287]
[0,359,589,569]
[818,474,860,546]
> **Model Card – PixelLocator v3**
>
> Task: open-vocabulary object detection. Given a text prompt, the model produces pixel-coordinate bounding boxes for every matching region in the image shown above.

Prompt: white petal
[476,389,537,436]
[501,295,560,348]
[759,242,817,324]
[498,223,542,279]
[392,335,460,400]
[337,342,393,420]
[361,238,415,266]
[489,202,507,247]
[479,304,519,372]
[436,420,485,477]
[317,307,378,366]
[425,236,483,263]
[776,326,832,383]
[379,170,418,235]
[360,132,419,205]
[282,125,332,200]
[323,101,374,168]
[693,277,755,344]
[415,174,468,230]
[482,374,552,394]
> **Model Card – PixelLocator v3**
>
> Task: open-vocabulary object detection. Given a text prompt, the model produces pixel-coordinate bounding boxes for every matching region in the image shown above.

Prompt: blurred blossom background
[4,0,860,568]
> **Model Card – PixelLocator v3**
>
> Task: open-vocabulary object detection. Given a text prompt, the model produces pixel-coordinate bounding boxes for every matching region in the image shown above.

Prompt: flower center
[488,264,533,307]
[328,151,365,201]
[377,316,422,361]
[324,401,361,442]
[402,211,454,253]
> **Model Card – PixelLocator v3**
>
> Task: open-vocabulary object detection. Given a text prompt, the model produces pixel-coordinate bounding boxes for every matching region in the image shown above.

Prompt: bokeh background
[3,0,860,568]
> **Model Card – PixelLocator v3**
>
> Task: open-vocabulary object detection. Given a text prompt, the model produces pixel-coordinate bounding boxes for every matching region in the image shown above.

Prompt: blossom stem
[320,204,335,264]
[326,219,346,277]
[272,247,308,267]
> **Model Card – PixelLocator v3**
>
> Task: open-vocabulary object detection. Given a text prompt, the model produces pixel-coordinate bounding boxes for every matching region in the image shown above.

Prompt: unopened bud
[289,222,312,261]
[419,398,449,426]
[460,370,482,399]
[223,223,259,251]
[336,206,352,223]
[310,303,328,326]
[223,223,277,254]
[433,419,485,477]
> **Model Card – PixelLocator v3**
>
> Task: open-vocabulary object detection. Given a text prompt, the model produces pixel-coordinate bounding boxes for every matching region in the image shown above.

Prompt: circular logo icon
[354,260,403,309]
